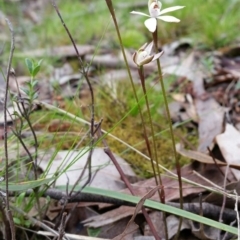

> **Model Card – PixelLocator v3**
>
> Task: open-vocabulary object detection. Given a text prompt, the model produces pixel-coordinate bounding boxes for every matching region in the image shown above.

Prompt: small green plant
[23,58,42,103]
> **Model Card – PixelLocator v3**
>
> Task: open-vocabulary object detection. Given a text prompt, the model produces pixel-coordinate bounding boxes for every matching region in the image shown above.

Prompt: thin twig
[51,0,95,191]
[4,17,16,240]
[207,147,231,182]
[218,164,229,240]
[57,212,68,240]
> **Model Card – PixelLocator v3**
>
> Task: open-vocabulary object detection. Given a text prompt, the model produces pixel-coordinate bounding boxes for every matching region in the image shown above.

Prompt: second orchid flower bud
[133,41,163,67]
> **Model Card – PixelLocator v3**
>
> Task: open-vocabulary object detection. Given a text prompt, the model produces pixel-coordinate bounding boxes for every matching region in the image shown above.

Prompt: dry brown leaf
[176,143,240,170]
[113,186,161,240]
[112,222,139,240]
[193,73,224,152]
[216,123,240,180]
[82,206,132,228]
[89,163,230,227]
[205,181,240,209]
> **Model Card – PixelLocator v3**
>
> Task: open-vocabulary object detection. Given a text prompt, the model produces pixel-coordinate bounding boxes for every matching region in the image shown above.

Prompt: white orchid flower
[133,41,163,67]
[131,0,185,32]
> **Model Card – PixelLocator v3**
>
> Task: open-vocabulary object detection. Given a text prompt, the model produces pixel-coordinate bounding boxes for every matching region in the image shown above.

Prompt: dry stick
[21,188,240,222]
[0,197,12,240]
[152,29,182,240]
[97,127,160,240]
[51,0,95,189]
[4,18,16,240]
[57,212,68,240]
[198,193,205,236]
[218,164,230,240]
[207,147,231,182]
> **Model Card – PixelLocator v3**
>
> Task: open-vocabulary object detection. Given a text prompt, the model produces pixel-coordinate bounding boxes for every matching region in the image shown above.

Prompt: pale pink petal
[157,15,180,22]
[159,6,184,15]
[130,11,150,18]
[139,42,149,51]
[144,41,154,54]
[144,18,157,32]
[132,52,137,65]
[152,51,164,62]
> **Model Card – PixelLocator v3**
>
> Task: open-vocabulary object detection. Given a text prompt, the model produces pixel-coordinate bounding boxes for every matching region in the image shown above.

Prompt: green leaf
[57,185,238,236]
[16,192,26,206]
[32,65,41,77]
[13,217,21,225]
[24,220,31,228]
[87,227,101,237]
[25,58,34,75]
[38,59,43,66]
[32,92,38,100]
[0,178,54,191]
[32,80,38,87]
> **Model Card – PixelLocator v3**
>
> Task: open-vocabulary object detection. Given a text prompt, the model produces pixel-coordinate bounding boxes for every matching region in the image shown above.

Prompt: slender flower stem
[138,67,162,185]
[152,30,183,240]
[105,1,161,238]
[138,64,168,240]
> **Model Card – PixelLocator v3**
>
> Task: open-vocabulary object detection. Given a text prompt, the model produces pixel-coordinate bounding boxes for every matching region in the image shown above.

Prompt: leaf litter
[2,3,240,240]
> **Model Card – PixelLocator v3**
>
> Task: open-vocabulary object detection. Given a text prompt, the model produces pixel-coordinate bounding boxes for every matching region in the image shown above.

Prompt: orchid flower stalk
[132,2,185,239]
[131,0,184,32]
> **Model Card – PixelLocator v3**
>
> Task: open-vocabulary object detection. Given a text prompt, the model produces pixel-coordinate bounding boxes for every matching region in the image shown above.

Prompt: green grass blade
[0,178,54,192]
[71,186,238,235]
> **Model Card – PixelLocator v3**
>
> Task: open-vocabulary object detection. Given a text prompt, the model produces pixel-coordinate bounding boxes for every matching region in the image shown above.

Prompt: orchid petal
[139,42,149,51]
[144,18,157,32]
[152,51,163,62]
[130,11,150,18]
[157,15,180,22]
[132,52,137,65]
[144,41,154,54]
[159,6,185,15]
[138,55,154,66]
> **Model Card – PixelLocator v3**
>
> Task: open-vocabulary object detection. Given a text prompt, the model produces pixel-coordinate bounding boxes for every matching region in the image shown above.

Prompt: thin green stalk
[138,67,162,185]
[105,1,161,238]
[152,30,183,240]
[138,67,159,185]
[105,0,157,184]
[138,66,169,239]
